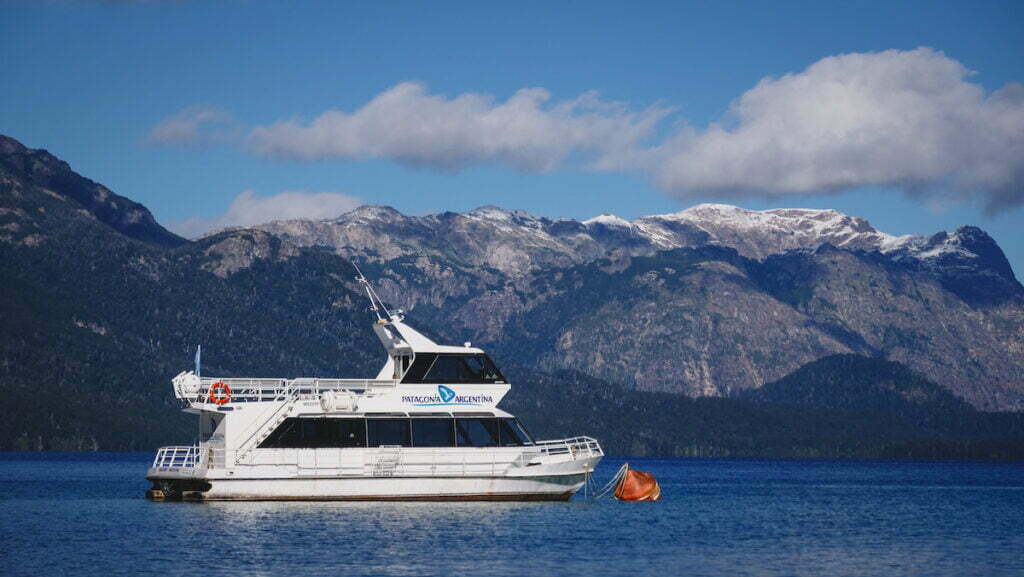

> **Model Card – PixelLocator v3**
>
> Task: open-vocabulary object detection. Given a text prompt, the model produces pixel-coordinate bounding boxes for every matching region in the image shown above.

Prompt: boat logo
[401,385,494,406]
[438,385,456,403]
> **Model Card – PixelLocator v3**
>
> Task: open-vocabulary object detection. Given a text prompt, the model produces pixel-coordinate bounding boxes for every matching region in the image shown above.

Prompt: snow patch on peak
[881,230,979,261]
[667,204,881,237]
[635,203,910,259]
[468,205,511,217]
[878,234,921,253]
[338,205,404,222]
[917,242,977,260]
[467,205,531,223]
[584,213,633,228]
[669,204,847,227]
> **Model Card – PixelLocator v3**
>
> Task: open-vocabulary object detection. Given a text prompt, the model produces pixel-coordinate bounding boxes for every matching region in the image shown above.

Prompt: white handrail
[151,445,202,470]
[189,377,398,405]
[151,437,603,479]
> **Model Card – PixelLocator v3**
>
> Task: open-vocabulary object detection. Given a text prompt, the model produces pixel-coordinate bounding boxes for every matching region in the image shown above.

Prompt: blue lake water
[1,453,1022,577]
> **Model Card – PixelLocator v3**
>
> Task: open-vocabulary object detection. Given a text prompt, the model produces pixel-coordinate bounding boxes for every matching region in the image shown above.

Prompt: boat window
[411,418,456,447]
[455,418,500,447]
[401,354,505,384]
[462,355,502,381]
[401,353,437,382]
[258,418,366,449]
[260,418,301,448]
[499,418,534,446]
[337,419,366,448]
[301,419,329,448]
[426,356,464,381]
[367,418,412,447]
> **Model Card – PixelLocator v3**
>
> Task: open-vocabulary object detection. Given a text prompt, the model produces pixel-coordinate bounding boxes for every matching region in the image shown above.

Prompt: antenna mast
[352,261,396,322]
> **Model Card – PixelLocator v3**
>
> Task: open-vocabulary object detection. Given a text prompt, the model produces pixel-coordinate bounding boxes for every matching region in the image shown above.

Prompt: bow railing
[531,436,604,459]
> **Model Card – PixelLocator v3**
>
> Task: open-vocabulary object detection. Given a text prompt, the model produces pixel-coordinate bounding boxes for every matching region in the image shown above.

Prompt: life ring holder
[208,381,231,405]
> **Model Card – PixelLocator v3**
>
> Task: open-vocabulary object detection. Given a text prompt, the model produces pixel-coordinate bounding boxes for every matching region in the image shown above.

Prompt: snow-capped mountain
[635,204,901,259]
[246,203,1004,280]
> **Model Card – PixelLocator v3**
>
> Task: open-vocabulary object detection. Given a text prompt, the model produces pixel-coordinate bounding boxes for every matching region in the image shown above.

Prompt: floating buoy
[613,465,661,501]
[593,463,661,501]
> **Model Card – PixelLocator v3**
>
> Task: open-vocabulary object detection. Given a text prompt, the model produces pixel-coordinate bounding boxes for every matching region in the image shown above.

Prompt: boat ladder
[233,387,298,465]
[372,447,403,477]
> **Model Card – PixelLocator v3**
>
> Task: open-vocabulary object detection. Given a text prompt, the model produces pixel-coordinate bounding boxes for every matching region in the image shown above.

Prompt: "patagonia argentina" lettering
[401,394,494,405]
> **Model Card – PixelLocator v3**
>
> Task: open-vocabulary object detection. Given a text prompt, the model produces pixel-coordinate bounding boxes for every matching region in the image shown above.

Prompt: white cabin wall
[375,356,396,380]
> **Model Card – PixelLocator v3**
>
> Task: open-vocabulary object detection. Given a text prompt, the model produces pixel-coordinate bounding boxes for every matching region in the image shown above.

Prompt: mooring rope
[592,462,629,499]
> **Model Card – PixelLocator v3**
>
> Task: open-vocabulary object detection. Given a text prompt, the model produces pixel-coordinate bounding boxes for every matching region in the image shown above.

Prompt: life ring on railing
[208,381,231,405]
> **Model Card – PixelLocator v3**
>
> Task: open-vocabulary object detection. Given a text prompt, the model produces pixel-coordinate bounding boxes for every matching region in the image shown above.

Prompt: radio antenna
[352,261,395,321]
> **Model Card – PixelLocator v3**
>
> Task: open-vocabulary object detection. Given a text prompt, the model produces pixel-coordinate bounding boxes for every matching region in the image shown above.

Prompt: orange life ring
[208,381,231,405]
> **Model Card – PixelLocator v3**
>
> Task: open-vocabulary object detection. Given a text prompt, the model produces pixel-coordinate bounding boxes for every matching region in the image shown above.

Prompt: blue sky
[1,1,1022,273]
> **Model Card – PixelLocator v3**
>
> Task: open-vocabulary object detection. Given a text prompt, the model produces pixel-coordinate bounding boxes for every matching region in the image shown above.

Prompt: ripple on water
[1,453,1022,577]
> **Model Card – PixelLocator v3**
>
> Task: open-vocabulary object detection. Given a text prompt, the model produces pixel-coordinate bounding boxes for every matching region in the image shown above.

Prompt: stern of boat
[145,445,216,500]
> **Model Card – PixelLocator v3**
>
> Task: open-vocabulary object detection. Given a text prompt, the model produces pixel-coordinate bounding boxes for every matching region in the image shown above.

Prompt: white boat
[146,274,603,501]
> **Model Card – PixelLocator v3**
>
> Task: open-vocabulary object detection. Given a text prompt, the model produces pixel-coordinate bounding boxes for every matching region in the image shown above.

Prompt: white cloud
[247,82,670,172]
[147,104,234,146]
[650,48,1024,213]
[168,190,363,238]
[156,49,1024,213]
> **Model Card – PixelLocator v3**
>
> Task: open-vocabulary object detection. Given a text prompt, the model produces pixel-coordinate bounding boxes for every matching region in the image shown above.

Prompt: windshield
[402,354,506,384]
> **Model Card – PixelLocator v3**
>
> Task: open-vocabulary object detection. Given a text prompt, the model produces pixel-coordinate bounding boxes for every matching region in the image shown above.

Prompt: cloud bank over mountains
[152,48,1024,213]
[248,83,670,172]
[168,190,363,238]
[649,48,1024,213]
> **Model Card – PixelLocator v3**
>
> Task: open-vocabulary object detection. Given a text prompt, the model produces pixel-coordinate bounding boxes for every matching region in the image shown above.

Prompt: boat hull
[147,472,587,502]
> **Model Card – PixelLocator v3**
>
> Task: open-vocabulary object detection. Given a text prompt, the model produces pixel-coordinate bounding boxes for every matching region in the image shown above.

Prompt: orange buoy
[613,465,661,501]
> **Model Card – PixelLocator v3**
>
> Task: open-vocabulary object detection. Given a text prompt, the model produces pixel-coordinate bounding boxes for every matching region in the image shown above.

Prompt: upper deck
[173,273,514,415]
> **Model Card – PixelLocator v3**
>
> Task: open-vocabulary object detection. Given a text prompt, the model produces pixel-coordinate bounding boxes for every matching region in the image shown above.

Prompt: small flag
[195,345,202,377]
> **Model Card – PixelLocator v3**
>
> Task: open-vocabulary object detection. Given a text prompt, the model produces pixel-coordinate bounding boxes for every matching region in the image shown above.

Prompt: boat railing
[238,442,599,478]
[231,436,603,477]
[150,445,226,473]
[151,438,602,478]
[175,375,398,405]
[531,436,604,458]
[151,445,202,472]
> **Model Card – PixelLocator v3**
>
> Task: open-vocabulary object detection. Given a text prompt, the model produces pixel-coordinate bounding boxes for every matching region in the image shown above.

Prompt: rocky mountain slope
[1,133,1023,453]
[0,135,185,248]
[243,202,1024,410]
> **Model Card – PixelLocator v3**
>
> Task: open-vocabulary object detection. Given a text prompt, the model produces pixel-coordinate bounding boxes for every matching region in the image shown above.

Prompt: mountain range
[243,196,1024,409]
[2,133,1022,457]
